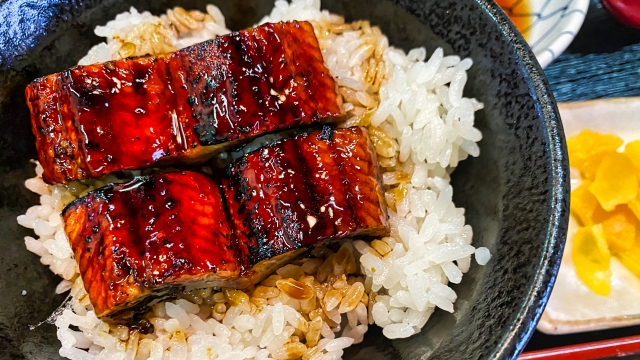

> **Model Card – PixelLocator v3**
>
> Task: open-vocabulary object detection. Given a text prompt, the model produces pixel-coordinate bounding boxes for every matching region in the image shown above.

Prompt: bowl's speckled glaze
[0,0,568,358]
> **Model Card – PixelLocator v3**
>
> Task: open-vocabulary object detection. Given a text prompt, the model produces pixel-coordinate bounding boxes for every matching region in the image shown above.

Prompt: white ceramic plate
[538,98,640,335]
[499,0,590,68]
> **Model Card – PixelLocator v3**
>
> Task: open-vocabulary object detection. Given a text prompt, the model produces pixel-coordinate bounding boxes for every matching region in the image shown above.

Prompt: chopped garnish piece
[571,180,603,226]
[601,205,636,254]
[568,130,623,180]
[624,140,640,174]
[588,153,638,211]
[572,225,612,296]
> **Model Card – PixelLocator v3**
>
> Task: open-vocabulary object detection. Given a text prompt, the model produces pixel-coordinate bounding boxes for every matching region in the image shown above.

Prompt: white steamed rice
[19,1,489,359]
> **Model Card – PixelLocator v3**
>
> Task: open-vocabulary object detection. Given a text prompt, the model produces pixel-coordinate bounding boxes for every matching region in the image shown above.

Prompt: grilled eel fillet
[62,127,387,322]
[26,21,343,185]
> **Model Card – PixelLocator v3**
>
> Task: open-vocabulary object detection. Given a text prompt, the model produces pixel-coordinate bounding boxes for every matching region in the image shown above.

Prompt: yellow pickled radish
[588,153,638,211]
[627,190,640,220]
[615,228,640,280]
[601,205,636,254]
[580,151,617,180]
[571,180,604,226]
[567,130,623,177]
[591,202,613,225]
[567,131,640,288]
[572,225,612,296]
[616,250,640,280]
[624,140,640,173]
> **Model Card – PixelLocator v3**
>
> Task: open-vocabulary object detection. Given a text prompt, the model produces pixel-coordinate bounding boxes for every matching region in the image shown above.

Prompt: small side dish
[540,98,640,335]
[496,0,590,68]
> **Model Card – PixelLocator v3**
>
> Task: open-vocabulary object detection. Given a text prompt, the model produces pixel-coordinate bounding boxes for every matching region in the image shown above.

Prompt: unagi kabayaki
[26,21,343,185]
[62,127,388,322]
[223,126,389,266]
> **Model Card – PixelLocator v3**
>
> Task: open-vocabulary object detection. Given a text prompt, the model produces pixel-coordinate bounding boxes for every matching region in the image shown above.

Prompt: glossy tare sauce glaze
[224,127,389,265]
[26,21,343,185]
[62,127,388,323]
[62,171,242,322]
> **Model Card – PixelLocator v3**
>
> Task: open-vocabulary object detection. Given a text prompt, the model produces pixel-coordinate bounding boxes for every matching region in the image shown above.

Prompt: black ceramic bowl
[0,0,568,359]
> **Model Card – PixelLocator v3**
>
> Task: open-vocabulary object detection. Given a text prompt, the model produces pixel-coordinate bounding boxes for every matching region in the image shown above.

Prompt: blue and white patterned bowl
[501,0,590,68]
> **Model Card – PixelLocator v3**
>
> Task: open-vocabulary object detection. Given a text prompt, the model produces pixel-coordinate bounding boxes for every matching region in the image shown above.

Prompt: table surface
[523,0,640,354]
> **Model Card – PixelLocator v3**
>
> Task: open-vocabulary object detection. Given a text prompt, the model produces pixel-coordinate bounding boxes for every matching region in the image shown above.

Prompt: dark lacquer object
[63,127,387,324]
[26,20,342,185]
[0,0,567,358]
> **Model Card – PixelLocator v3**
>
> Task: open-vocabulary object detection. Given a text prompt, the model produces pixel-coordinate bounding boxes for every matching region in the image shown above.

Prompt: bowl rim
[476,0,568,359]
[474,0,569,358]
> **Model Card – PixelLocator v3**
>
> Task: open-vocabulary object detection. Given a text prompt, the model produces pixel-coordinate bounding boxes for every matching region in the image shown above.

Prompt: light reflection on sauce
[495,0,531,39]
